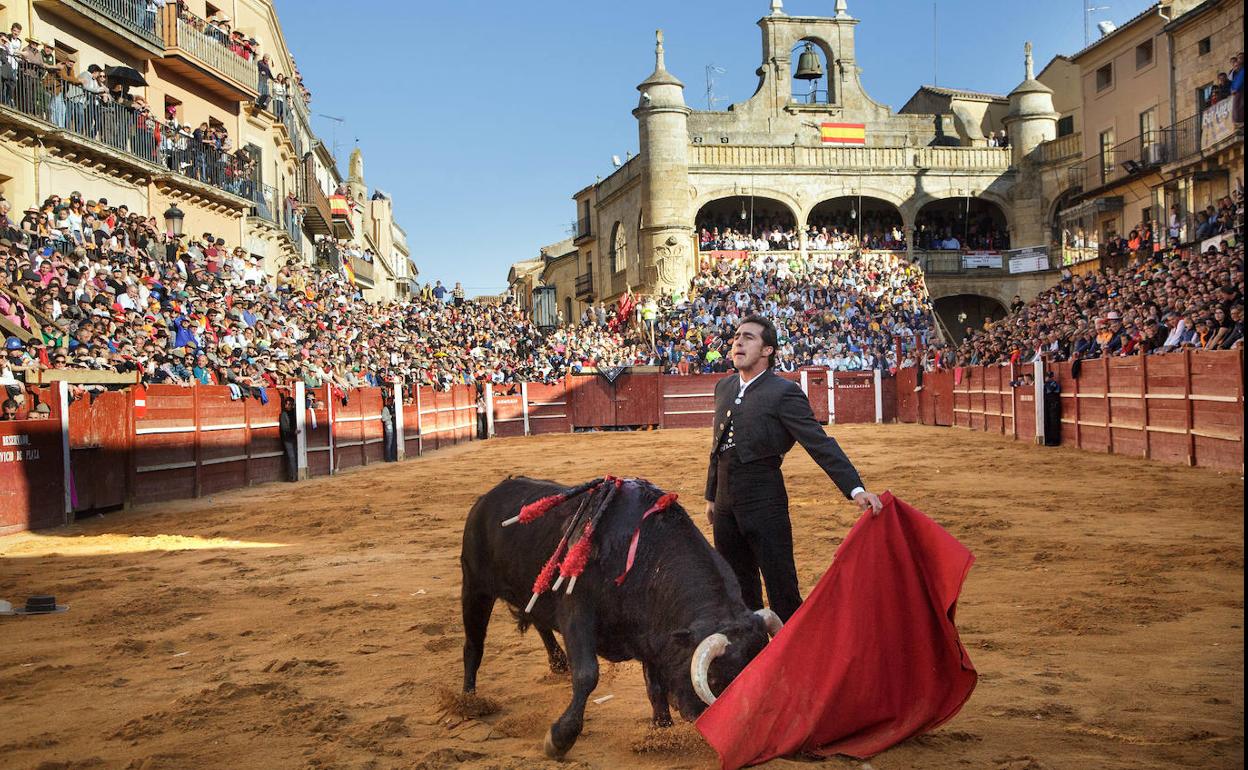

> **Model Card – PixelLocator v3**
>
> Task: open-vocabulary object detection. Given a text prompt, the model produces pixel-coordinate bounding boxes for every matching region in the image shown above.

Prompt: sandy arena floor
[0,424,1243,770]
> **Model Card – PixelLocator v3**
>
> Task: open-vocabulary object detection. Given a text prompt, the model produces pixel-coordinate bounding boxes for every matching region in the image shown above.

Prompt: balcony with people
[30,0,165,57]
[156,3,260,100]
[0,39,252,204]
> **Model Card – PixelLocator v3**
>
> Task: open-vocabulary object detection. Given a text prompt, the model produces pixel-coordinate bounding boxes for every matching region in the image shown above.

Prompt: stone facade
[561,1,1065,329]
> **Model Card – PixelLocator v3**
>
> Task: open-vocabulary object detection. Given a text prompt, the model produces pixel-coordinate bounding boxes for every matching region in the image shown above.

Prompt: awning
[1059,196,1124,221]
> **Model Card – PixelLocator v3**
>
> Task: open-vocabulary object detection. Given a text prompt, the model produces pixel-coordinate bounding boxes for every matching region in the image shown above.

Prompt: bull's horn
[754,608,783,636]
[690,633,731,706]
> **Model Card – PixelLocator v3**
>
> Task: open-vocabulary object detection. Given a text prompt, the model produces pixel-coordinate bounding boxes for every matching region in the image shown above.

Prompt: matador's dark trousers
[713,447,802,621]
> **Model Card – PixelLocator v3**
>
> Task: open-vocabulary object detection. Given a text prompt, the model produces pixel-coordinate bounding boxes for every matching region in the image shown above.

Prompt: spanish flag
[343,260,357,286]
[820,122,866,144]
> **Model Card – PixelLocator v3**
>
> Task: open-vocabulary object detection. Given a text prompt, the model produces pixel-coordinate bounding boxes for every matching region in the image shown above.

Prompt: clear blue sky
[273,0,1153,295]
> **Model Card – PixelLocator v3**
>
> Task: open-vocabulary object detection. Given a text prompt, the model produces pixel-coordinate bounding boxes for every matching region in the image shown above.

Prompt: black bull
[461,477,781,758]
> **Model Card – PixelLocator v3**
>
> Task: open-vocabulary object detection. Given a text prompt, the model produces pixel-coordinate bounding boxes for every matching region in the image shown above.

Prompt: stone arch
[1047,187,1082,247]
[609,221,627,273]
[913,195,1011,251]
[693,187,802,226]
[790,36,835,105]
[806,195,906,250]
[931,293,1010,343]
[694,192,800,248]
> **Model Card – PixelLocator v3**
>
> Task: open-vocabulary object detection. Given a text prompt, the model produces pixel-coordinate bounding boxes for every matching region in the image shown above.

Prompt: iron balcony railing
[575,216,592,240]
[160,6,260,92]
[315,242,342,271]
[73,0,163,45]
[792,89,831,105]
[575,272,594,297]
[0,63,248,197]
[249,183,278,223]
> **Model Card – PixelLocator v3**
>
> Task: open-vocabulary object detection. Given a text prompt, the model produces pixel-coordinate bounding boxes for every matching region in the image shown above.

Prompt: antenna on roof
[1083,0,1112,47]
[317,113,346,169]
[705,63,726,110]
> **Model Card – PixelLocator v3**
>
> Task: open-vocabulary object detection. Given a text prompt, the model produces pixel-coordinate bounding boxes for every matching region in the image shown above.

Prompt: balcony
[575,272,594,299]
[329,194,355,239]
[248,183,279,223]
[157,5,259,101]
[574,216,593,244]
[689,144,1012,172]
[298,157,333,236]
[1037,132,1081,164]
[350,254,375,286]
[33,0,164,57]
[0,65,250,205]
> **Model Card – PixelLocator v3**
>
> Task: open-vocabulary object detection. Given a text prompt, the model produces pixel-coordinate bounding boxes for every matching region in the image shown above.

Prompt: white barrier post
[294,381,308,479]
[826,368,836,424]
[873,368,883,424]
[58,380,71,524]
[521,381,531,436]
[414,384,423,457]
[393,381,405,460]
[326,390,335,475]
[486,383,495,438]
[1033,357,1046,446]
[799,369,809,395]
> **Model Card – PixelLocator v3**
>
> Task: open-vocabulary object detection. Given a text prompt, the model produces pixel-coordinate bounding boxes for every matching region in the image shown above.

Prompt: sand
[0,424,1243,770]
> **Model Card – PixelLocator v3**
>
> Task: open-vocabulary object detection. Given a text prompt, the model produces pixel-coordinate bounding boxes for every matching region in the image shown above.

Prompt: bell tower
[633,30,692,296]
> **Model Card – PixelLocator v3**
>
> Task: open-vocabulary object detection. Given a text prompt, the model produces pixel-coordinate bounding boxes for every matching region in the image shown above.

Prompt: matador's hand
[853,490,883,516]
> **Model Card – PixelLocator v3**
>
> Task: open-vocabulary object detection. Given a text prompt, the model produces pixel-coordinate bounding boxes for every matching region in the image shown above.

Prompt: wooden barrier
[567,372,662,429]
[831,371,878,423]
[0,383,67,535]
[927,352,1244,471]
[660,373,730,429]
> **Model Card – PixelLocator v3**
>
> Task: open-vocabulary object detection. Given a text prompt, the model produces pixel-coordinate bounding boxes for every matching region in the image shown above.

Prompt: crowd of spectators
[643,250,934,373]
[914,209,1010,251]
[956,198,1244,367]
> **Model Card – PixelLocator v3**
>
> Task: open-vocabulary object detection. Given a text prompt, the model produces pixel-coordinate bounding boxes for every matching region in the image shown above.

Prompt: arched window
[610,222,627,273]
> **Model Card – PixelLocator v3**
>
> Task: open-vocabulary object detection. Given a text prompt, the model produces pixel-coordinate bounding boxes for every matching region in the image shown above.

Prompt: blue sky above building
[275,0,1154,294]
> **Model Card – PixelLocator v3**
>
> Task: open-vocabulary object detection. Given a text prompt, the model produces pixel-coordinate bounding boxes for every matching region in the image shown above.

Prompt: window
[1135,40,1154,69]
[1057,115,1074,137]
[1139,108,1157,141]
[1099,128,1115,183]
[610,222,627,273]
[164,95,183,122]
[1198,37,1211,56]
[1096,63,1114,91]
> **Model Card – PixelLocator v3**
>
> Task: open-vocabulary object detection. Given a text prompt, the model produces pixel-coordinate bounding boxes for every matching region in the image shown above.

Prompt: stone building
[0,0,415,301]
[559,1,1065,340]
[1048,0,1243,268]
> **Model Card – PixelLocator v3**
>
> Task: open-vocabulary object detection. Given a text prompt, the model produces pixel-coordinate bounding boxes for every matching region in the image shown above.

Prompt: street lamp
[163,203,184,237]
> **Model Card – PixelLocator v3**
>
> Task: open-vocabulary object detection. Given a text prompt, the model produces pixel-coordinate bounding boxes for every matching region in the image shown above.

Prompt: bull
[461,476,782,758]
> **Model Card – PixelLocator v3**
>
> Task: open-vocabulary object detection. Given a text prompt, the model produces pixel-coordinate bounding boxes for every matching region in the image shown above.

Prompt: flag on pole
[343,259,357,286]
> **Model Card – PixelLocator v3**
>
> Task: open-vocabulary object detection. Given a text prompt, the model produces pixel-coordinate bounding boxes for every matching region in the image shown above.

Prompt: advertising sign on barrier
[1007,246,1050,274]
[963,252,1002,269]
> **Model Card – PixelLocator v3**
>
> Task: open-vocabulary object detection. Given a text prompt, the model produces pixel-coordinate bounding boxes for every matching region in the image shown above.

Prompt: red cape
[695,492,976,768]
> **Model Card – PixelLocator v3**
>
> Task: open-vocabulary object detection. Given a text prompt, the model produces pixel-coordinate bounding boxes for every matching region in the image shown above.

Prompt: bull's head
[666,609,782,720]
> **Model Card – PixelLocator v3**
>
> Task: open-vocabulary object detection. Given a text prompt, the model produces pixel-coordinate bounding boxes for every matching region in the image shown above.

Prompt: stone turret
[1003,42,1058,165]
[347,147,366,206]
[633,30,692,295]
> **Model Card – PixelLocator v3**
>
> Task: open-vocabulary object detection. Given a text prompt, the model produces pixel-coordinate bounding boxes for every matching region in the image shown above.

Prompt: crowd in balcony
[698,221,800,251]
[913,210,1010,251]
[806,210,907,251]
[955,202,1244,367]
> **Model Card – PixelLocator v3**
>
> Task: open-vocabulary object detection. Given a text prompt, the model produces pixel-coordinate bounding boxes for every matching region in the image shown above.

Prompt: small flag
[599,366,628,384]
[343,260,357,286]
[820,122,866,144]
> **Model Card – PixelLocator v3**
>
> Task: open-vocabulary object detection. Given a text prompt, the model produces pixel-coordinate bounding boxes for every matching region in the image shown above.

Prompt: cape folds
[695,492,977,768]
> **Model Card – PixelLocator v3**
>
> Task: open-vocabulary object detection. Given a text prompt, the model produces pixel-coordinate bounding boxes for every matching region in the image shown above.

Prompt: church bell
[794,43,823,81]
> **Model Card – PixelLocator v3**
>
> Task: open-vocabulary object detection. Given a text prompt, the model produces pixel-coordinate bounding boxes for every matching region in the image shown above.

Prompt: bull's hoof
[543,727,567,759]
[652,714,673,728]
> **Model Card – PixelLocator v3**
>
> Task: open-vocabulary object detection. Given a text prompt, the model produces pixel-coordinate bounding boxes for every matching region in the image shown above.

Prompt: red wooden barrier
[131,384,197,504]
[660,373,729,429]
[492,387,525,438]
[401,401,422,457]
[567,372,662,428]
[896,368,918,423]
[68,390,129,511]
[306,386,332,478]
[526,382,570,435]
[0,387,66,535]
[831,371,876,424]
[946,352,1242,471]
